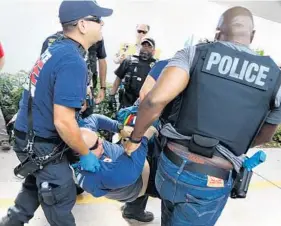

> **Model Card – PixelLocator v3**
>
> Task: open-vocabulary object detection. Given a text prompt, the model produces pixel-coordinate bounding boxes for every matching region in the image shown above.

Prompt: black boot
[122,207,154,223]
[0,216,24,226]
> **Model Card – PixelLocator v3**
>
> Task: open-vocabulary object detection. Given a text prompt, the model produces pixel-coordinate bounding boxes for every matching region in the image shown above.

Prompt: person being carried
[73,114,158,200]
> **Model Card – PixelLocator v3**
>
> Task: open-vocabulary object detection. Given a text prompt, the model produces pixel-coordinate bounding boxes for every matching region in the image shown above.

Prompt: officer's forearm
[55,118,89,156]
[131,93,164,140]
[54,105,89,156]
[251,123,277,147]
[110,77,121,95]
[98,59,107,87]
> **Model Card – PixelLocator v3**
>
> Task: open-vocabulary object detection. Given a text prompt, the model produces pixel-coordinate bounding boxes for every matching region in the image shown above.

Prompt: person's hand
[80,101,87,113]
[80,151,100,173]
[118,54,126,64]
[124,138,141,156]
[120,126,134,138]
[144,126,158,139]
[87,86,92,98]
[95,88,105,104]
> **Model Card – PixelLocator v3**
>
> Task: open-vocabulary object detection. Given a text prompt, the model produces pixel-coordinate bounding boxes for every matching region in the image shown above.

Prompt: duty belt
[14,129,61,144]
[163,143,232,180]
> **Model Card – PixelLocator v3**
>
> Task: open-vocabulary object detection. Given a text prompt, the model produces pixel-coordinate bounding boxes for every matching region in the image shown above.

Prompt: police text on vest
[205,52,269,87]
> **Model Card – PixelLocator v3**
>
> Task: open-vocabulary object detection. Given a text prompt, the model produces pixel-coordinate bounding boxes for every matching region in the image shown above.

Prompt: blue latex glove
[80,151,101,173]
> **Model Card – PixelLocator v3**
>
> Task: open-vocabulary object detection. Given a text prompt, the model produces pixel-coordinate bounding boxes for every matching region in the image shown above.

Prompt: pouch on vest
[124,74,132,90]
[188,134,219,158]
[130,75,143,96]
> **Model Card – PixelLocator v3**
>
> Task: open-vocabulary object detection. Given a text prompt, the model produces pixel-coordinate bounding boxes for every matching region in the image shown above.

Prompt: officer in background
[114,24,150,64]
[109,38,157,110]
[125,6,281,226]
[0,1,113,225]
[41,35,108,118]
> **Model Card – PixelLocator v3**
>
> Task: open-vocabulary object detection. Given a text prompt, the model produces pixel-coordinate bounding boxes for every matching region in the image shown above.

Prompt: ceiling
[211,1,281,23]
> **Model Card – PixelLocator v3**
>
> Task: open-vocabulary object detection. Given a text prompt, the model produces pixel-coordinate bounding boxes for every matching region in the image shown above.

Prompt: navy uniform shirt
[15,39,87,138]
[149,59,169,81]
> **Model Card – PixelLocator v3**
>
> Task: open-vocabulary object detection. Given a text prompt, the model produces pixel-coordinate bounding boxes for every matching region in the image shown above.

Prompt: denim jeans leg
[156,152,232,226]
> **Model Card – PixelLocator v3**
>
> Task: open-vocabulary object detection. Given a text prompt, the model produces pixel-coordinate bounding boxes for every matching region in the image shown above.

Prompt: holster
[14,155,41,179]
[230,167,253,199]
[14,144,67,179]
[188,134,219,158]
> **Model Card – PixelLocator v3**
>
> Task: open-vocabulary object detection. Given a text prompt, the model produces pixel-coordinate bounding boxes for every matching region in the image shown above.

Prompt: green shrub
[0,71,26,123]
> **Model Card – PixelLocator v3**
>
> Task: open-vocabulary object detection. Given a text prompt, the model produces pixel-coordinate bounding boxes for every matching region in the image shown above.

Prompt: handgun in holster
[231,151,266,199]
[230,166,253,199]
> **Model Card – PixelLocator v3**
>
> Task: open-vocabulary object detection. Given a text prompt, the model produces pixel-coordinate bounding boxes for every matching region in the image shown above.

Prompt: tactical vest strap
[269,70,281,110]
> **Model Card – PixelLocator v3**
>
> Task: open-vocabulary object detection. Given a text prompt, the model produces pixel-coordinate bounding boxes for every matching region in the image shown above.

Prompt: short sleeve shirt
[15,39,88,138]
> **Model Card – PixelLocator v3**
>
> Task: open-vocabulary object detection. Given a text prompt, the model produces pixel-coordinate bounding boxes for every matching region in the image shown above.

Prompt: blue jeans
[155,152,233,226]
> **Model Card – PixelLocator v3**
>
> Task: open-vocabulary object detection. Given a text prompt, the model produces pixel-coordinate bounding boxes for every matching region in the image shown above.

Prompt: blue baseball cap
[59,0,113,24]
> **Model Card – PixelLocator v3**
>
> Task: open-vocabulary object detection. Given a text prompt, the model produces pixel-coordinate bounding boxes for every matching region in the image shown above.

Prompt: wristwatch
[117,123,124,133]
[100,86,106,90]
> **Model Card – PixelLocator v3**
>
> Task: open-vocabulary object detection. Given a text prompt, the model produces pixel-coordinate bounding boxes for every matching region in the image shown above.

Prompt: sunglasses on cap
[137,30,148,34]
[89,138,99,150]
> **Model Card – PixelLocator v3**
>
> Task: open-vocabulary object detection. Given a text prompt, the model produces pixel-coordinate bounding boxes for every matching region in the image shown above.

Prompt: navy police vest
[164,42,281,156]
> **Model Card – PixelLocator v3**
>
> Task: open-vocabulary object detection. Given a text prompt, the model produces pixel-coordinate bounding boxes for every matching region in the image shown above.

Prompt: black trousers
[124,195,149,213]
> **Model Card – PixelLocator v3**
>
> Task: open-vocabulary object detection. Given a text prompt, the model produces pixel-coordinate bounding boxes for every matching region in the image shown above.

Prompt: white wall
[0,0,280,82]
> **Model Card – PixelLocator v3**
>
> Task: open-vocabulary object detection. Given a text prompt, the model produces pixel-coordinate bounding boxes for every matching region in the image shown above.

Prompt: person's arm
[54,105,89,155]
[98,59,107,88]
[113,50,126,64]
[139,75,156,102]
[252,93,281,146]
[139,60,169,102]
[83,114,120,132]
[95,40,107,104]
[252,123,278,147]
[0,43,5,71]
[110,60,128,95]
[110,77,121,95]
[131,55,191,140]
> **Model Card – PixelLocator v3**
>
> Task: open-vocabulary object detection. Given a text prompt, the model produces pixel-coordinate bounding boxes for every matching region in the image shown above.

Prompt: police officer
[0,1,112,225]
[109,38,157,110]
[125,7,281,226]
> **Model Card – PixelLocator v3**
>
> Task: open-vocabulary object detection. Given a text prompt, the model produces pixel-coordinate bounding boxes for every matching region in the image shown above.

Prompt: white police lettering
[218,56,232,74]
[205,52,269,87]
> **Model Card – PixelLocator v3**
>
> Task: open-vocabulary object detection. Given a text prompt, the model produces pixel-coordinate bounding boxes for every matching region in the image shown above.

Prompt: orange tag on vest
[207,176,224,188]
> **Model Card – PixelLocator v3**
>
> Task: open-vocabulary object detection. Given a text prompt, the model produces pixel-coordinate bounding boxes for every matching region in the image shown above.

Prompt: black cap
[59,0,113,24]
[141,38,155,48]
